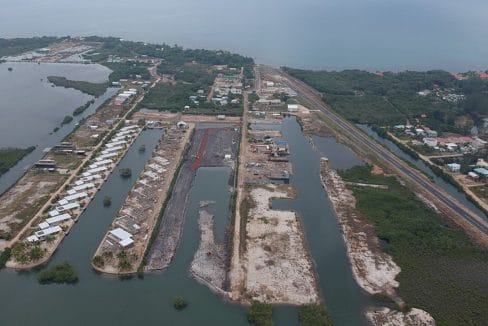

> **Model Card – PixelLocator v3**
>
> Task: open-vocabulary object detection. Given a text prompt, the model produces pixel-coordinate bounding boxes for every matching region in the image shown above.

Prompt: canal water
[0,62,116,194]
[357,124,487,220]
[0,119,372,325]
[272,118,371,325]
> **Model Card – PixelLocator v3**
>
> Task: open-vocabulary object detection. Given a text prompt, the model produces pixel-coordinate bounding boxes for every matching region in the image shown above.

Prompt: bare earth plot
[0,173,64,249]
[241,185,319,304]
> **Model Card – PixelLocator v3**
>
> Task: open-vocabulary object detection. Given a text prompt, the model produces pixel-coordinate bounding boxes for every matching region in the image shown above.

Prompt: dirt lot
[146,126,239,272]
[190,209,227,294]
[0,172,65,249]
[239,184,319,304]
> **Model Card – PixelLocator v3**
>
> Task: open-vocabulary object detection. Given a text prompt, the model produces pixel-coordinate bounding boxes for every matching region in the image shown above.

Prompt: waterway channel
[0,119,374,325]
[0,62,116,195]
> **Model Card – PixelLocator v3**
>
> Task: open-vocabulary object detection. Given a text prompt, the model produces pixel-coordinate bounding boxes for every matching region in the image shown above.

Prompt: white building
[447,163,461,173]
[34,226,62,240]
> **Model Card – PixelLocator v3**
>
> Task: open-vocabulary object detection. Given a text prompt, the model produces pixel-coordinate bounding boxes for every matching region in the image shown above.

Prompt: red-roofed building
[478,71,488,79]
[437,136,473,145]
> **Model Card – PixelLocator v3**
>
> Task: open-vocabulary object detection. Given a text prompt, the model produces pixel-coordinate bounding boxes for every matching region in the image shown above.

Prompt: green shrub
[247,301,273,326]
[173,297,188,310]
[0,248,11,268]
[37,262,78,284]
[298,304,333,326]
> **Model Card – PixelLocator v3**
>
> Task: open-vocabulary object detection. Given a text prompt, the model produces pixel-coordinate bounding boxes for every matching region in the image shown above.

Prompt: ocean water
[1,0,487,71]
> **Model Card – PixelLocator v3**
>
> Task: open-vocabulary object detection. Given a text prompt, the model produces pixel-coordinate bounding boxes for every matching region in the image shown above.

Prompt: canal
[0,119,373,325]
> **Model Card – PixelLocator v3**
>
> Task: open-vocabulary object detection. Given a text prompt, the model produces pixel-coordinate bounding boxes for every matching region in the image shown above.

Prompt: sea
[0,0,487,71]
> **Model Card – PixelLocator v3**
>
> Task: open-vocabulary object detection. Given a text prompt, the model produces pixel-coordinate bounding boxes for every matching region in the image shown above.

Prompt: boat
[139,145,146,152]
[8,67,13,71]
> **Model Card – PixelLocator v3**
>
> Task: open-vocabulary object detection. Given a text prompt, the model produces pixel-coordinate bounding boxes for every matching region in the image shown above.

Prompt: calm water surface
[1,0,487,71]
[0,62,114,194]
[0,120,373,325]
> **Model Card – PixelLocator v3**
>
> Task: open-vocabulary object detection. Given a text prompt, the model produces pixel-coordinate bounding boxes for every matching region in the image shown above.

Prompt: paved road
[260,65,488,237]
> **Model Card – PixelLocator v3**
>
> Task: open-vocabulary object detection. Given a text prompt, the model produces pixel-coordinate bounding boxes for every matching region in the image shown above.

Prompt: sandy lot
[190,209,227,294]
[0,173,64,248]
[241,185,319,304]
[367,307,435,326]
[320,159,435,324]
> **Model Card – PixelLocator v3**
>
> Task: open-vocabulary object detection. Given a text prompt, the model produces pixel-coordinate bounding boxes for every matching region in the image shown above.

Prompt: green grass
[338,165,488,325]
[47,76,108,97]
[0,146,35,176]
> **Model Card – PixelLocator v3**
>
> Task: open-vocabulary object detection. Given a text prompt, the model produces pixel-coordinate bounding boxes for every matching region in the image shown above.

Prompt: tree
[298,304,333,326]
[92,255,104,268]
[173,297,188,310]
[247,301,273,326]
[37,262,78,284]
[103,196,112,207]
[119,168,132,178]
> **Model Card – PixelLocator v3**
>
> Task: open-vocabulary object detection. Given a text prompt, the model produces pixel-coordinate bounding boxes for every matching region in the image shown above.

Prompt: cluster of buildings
[447,159,488,181]
[211,73,243,107]
[114,88,137,106]
[394,124,487,153]
[26,124,140,244]
[102,128,179,251]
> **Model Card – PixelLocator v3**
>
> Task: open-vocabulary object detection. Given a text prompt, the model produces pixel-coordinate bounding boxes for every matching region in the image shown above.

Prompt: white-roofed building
[45,213,72,225]
[106,140,127,148]
[48,210,60,218]
[57,202,80,213]
[34,226,62,239]
[38,222,50,230]
[92,159,113,167]
[109,227,134,248]
[73,183,95,192]
[27,235,39,243]
[102,146,123,154]
[119,238,134,248]
[64,192,88,203]
[120,125,138,132]
[86,166,107,174]
[96,153,118,161]
[57,199,69,206]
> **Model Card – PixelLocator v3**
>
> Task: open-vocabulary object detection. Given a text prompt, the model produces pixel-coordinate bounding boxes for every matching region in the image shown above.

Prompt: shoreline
[4,76,154,268]
[319,158,435,325]
[6,126,143,269]
[92,123,194,275]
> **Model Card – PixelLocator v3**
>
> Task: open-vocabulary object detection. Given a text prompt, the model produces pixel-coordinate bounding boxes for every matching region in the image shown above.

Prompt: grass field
[338,165,488,325]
